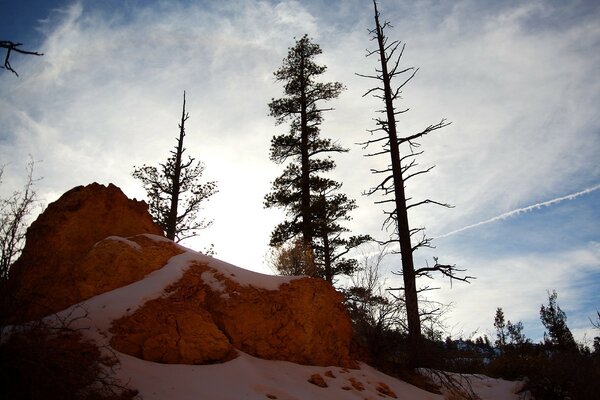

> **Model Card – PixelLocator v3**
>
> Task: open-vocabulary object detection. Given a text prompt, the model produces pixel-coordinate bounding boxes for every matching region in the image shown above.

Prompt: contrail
[436,183,600,239]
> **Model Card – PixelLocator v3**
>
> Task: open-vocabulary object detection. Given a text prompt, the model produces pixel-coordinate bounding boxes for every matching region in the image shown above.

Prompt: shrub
[0,322,138,400]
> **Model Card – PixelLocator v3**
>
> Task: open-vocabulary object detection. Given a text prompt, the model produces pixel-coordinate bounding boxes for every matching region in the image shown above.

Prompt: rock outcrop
[9,183,354,367]
[110,262,354,367]
[8,183,171,321]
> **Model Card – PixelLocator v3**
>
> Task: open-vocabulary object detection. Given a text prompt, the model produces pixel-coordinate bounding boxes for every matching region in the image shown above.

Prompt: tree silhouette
[1,41,43,76]
[132,92,217,242]
[358,0,472,368]
[312,190,371,283]
[540,290,576,350]
[0,159,39,282]
[494,308,508,348]
[265,35,367,281]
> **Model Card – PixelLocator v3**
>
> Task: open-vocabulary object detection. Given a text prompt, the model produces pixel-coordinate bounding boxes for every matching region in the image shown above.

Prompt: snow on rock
[195,251,300,291]
[36,225,352,367]
[109,251,354,367]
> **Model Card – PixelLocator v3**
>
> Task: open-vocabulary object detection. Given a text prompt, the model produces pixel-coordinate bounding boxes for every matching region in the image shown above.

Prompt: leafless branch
[1,41,43,76]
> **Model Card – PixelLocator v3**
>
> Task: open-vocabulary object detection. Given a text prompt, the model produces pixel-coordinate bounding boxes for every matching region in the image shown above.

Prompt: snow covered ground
[114,350,529,400]
[47,235,528,400]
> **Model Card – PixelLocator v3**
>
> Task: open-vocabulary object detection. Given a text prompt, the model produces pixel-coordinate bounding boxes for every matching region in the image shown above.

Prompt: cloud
[436,183,600,239]
[381,242,600,341]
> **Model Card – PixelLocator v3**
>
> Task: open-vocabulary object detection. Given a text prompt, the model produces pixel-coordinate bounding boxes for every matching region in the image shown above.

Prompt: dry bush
[0,321,138,400]
[268,239,318,277]
[486,346,599,400]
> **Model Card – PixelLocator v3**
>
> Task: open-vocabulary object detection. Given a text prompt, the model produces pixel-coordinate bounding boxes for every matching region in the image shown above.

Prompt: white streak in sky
[436,184,600,239]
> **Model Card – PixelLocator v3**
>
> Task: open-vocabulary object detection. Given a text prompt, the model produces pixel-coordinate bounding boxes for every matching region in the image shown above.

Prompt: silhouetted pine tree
[540,290,577,350]
[265,35,368,281]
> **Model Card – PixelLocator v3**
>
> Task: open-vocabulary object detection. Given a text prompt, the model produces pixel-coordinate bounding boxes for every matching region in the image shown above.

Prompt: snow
[101,236,142,250]
[46,250,201,343]
[115,351,443,400]
[42,235,528,400]
[190,249,301,291]
[145,233,300,290]
[113,351,529,400]
[47,235,300,342]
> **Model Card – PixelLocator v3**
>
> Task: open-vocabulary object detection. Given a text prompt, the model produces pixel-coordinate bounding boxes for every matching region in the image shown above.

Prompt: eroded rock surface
[8,183,170,321]
[111,262,354,367]
[8,182,354,368]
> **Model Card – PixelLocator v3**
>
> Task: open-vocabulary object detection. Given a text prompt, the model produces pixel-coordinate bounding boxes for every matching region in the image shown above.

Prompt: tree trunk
[323,232,332,283]
[166,91,186,240]
[299,55,313,248]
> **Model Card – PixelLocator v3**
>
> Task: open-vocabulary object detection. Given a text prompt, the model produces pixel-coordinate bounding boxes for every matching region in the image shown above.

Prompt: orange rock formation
[8,183,354,367]
[110,262,353,367]
[8,183,170,321]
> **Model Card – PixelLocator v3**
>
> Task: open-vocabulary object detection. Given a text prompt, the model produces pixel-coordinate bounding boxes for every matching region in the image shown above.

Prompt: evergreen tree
[506,320,527,345]
[265,35,368,281]
[494,307,507,348]
[312,189,371,283]
[540,290,576,350]
[132,92,217,242]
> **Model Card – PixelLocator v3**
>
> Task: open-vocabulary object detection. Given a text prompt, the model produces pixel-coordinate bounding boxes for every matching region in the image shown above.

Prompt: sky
[1,0,599,344]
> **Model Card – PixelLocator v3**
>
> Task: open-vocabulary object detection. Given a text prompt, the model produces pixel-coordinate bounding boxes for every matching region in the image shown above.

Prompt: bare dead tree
[0,158,40,282]
[358,0,473,368]
[591,311,600,330]
[1,41,43,76]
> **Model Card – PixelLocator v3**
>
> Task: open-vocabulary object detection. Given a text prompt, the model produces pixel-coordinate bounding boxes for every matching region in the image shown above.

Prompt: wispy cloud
[436,184,600,239]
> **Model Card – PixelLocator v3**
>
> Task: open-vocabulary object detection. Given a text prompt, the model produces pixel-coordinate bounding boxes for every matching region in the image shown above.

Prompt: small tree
[0,159,39,282]
[132,92,217,242]
[311,189,371,283]
[540,290,576,350]
[493,307,508,348]
[1,40,43,76]
[506,320,526,345]
[592,311,600,355]
[269,239,317,277]
[345,245,404,364]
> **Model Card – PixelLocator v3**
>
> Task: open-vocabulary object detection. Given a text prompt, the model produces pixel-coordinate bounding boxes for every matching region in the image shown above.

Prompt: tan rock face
[8,183,171,321]
[111,262,354,367]
[110,263,233,364]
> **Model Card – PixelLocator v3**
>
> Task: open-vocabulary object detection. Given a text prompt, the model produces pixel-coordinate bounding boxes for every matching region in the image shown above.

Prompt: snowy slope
[47,235,527,400]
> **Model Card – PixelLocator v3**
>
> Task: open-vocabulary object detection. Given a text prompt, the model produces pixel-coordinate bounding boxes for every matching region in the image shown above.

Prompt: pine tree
[494,307,508,348]
[312,189,370,283]
[540,290,577,350]
[265,35,368,281]
[132,92,217,242]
